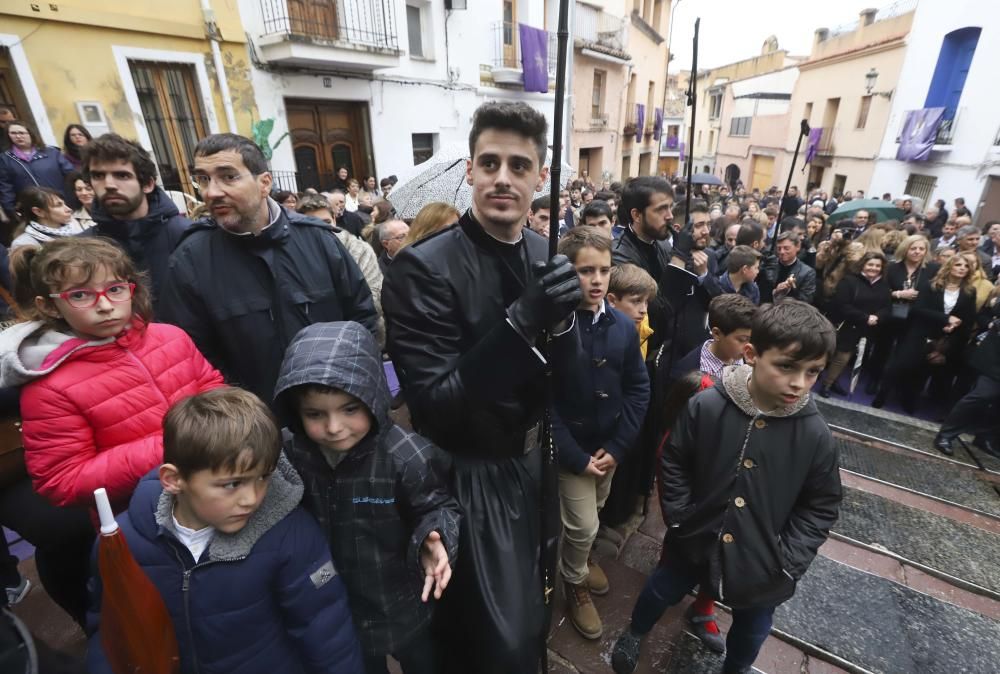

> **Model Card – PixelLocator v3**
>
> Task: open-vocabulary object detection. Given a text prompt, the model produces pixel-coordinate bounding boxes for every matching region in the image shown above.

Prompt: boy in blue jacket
[87,386,363,674]
[552,226,650,641]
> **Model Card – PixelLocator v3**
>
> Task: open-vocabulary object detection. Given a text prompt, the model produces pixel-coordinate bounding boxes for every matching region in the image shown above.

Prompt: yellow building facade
[0,0,258,194]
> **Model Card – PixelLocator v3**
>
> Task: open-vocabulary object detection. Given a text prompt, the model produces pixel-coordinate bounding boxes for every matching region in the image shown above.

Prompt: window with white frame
[406,1,433,60]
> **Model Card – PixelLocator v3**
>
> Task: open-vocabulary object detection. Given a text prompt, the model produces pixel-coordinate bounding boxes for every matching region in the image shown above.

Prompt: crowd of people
[0,97,990,674]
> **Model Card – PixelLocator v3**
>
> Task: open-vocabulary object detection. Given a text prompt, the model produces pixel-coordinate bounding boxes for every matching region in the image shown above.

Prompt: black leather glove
[508,254,582,340]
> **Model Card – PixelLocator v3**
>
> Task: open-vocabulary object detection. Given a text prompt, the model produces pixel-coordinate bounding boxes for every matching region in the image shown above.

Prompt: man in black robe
[382,101,581,673]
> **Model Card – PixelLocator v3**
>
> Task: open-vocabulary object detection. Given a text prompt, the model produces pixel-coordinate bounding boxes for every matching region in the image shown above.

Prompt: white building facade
[238,0,564,191]
[869,0,1000,224]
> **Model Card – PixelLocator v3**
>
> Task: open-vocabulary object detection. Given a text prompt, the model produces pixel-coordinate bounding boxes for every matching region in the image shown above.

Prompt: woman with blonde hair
[962,251,994,311]
[855,226,886,255]
[874,254,976,414]
[403,202,460,248]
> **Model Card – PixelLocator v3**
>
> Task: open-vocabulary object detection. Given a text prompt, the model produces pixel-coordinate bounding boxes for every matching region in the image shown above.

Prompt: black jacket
[84,187,190,313]
[775,257,817,305]
[829,273,892,350]
[158,199,378,402]
[275,322,460,657]
[896,281,976,368]
[611,226,673,356]
[381,210,579,672]
[382,211,579,459]
[661,365,841,609]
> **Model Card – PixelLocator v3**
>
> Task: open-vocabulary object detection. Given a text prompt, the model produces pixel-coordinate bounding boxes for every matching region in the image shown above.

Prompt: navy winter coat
[0,146,75,214]
[551,302,650,473]
[159,198,379,403]
[86,457,364,674]
[84,187,190,313]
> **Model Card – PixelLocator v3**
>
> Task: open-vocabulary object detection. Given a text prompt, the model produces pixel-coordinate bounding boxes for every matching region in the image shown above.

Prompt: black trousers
[0,478,94,624]
[939,375,1000,439]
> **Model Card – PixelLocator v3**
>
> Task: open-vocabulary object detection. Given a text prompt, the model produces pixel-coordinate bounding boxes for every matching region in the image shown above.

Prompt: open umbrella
[689,172,722,186]
[387,143,575,219]
[94,488,179,674]
[828,198,904,225]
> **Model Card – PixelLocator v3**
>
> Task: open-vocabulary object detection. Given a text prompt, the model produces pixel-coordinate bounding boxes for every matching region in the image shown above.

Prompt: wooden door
[129,61,208,195]
[750,155,774,192]
[0,48,36,130]
[502,0,518,67]
[286,99,371,191]
[288,0,338,39]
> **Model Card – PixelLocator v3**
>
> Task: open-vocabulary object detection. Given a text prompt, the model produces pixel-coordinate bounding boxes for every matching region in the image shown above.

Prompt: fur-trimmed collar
[154,454,304,562]
[721,363,811,418]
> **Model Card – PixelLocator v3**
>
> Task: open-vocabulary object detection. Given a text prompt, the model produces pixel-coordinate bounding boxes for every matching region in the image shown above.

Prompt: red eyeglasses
[49,282,136,309]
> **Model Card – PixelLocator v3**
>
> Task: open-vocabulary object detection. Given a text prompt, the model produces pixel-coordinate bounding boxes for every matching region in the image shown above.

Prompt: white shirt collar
[591,299,607,324]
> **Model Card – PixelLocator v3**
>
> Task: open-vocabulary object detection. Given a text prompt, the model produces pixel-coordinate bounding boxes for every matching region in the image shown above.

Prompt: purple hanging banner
[804,127,823,164]
[653,107,664,140]
[635,104,645,142]
[518,23,549,93]
[666,134,679,150]
[896,107,946,161]
[679,141,686,162]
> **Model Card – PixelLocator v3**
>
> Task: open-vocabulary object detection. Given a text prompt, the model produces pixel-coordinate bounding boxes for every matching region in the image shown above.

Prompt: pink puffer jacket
[14,322,223,513]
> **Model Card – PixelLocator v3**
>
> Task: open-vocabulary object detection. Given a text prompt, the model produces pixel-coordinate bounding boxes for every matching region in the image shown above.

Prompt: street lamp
[865,68,878,95]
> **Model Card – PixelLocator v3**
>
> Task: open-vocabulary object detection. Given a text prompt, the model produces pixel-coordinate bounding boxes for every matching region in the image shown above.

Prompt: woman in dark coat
[874,254,976,413]
[933,290,1000,456]
[0,120,74,219]
[867,235,939,392]
[820,251,892,397]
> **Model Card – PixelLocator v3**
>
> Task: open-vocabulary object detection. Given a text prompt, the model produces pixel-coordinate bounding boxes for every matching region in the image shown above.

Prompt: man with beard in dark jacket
[158,133,377,404]
[612,301,841,674]
[381,101,582,674]
[610,177,674,358]
[82,134,190,313]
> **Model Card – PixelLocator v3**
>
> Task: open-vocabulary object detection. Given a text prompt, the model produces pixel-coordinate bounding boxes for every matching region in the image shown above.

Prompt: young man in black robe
[382,101,581,673]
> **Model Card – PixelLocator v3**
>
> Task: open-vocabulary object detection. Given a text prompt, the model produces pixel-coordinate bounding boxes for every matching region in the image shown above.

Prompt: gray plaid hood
[274,321,391,438]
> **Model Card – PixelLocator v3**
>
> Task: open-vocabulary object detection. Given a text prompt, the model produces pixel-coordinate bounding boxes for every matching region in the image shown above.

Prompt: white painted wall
[238,0,562,182]
[869,0,1000,208]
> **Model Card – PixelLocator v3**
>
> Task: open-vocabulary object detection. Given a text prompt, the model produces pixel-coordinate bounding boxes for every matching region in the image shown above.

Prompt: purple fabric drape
[679,141,686,162]
[653,108,664,140]
[518,23,549,93]
[896,108,946,162]
[804,127,823,164]
[635,104,645,142]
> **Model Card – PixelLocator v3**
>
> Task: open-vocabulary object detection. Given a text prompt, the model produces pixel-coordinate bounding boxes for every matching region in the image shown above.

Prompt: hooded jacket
[159,200,378,404]
[660,364,841,609]
[0,321,222,512]
[274,321,460,657]
[84,187,191,313]
[86,457,364,674]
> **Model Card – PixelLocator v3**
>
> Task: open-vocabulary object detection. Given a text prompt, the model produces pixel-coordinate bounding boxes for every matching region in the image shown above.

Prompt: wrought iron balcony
[258,0,401,71]
[490,21,558,86]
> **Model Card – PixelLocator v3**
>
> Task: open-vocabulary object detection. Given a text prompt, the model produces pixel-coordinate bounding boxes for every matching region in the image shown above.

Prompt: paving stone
[619,531,662,577]
[835,487,1000,593]
[775,556,1000,674]
[836,437,1000,516]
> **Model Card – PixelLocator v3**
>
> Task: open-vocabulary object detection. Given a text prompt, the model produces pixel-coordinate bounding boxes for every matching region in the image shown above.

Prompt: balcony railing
[575,4,627,53]
[492,21,558,77]
[270,170,300,193]
[934,108,963,145]
[260,0,399,50]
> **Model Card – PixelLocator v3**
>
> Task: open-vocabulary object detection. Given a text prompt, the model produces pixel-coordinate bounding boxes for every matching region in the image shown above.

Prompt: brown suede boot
[566,580,603,640]
[587,559,609,596]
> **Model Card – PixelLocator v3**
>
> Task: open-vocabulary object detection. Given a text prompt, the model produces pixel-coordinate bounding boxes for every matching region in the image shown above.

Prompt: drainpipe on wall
[202,0,238,133]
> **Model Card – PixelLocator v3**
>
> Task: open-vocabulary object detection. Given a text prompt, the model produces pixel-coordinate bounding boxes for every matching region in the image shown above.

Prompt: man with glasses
[159,133,378,403]
[375,219,409,274]
[82,133,191,313]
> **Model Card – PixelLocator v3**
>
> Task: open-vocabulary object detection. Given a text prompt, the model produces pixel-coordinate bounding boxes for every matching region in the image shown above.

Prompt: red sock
[691,592,720,634]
